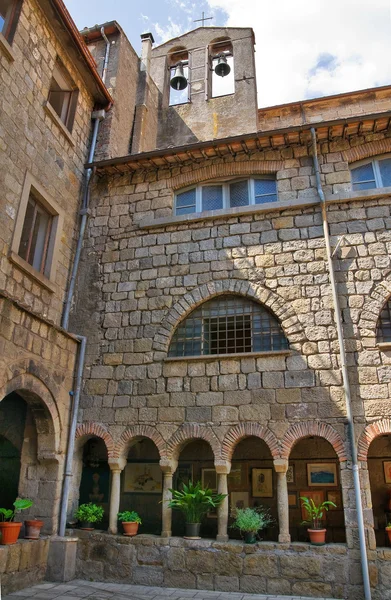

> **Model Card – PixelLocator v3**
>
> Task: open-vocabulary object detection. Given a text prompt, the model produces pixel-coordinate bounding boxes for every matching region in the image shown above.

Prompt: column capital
[273,458,289,473]
[214,460,231,475]
[160,458,178,474]
[108,458,127,471]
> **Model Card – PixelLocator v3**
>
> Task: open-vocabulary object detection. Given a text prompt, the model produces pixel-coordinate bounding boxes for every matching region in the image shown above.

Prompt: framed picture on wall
[174,464,193,490]
[307,463,337,487]
[288,493,297,507]
[286,465,295,484]
[202,468,217,491]
[228,463,247,490]
[123,463,162,493]
[230,491,250,514]
[252,468,273,498]
[384,461,391,484]
[327,490,341,509]
[300,490,325,521]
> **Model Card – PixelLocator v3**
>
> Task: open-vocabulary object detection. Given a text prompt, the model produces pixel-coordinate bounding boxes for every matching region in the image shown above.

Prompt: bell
[214,53,231,78]
[170,62,188,91]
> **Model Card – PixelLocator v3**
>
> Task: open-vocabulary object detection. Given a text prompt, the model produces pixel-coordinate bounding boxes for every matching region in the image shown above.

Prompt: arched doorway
[0,393,27,509]
[77,437,110,529]
[228,436,278,541]
[368,434,391,547]
[288,437,345,543]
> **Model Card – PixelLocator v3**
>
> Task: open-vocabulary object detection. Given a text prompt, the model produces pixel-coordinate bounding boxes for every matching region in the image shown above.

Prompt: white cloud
[204,0,391,106]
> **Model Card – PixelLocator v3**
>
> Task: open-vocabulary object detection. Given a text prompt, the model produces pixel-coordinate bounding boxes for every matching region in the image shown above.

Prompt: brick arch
[280,421,348,462]
[357,276,391,341]
[153,279,303,354]
[357,419,391,461]
[167,424,221,461]
[221,423,280,461]
[75,423,115,459]
[342,138,391,164]
[170,160,284,190]
[114,425,167,461]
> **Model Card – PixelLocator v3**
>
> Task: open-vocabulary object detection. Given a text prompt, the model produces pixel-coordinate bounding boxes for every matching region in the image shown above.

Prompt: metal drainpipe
[310,127,371,600]
[100,27,111,85]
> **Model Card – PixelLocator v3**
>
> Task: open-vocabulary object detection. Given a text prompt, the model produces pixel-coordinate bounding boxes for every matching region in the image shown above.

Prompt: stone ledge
[43,101,76,147]
[8,251,57,293]
[164,350,291,362]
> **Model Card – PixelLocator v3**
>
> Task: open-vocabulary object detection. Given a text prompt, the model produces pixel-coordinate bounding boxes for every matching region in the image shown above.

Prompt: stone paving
[2,580,340,600]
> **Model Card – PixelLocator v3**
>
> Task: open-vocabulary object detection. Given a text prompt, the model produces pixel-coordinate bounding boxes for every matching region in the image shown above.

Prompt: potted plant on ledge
[231,506,274,544]
[0,498,33,545]
[75,503,104,531]
[117,510,142,536]
[168,481,226,539]
[300,496,336,545]
[386,522,391,544]
[25,518,44,539]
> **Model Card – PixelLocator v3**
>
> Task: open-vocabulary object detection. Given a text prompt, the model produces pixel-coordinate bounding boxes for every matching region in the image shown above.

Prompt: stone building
[3,5,391,600]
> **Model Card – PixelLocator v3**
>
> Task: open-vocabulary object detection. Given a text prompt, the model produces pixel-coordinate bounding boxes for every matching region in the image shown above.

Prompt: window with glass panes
[174,178,277,215]
[377,300,391,343]
[0,0,20,41]
[18,193,53,275]
[168,295,288,357]
[350,156,391,191]
[48,60,78,131]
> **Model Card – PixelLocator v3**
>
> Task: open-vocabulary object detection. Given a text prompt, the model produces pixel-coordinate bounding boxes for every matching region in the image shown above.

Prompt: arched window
[377,300,391,343]
[350,155,391,191]
[168,295,288,357]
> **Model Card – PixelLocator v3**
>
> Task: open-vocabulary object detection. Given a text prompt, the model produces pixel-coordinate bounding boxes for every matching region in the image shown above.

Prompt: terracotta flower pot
[0,522,22,545]
[122,521,139,536]
[386,527,391,543]
[25,520,44,539]
[308,528,326,545]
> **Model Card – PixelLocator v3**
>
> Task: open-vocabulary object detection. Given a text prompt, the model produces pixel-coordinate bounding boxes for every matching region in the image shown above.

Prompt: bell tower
[149,27,258,149]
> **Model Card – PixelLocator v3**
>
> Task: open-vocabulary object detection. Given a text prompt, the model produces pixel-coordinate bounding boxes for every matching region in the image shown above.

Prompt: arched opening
[377,299,391,343]
[228,436,278,541]
[172,439,215,538]
[368,434,391,547]
[77,437,110,529]
[121,437,162,535]
[0,392,27,509]
[209,37,234,98]
[167,46,189,106]
[288,437,345,543]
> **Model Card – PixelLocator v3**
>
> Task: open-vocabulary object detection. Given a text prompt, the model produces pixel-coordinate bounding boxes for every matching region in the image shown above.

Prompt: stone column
[274,459,291,543]
[108,460,126,535]
[216,461,231,542]
[160,459,177,538]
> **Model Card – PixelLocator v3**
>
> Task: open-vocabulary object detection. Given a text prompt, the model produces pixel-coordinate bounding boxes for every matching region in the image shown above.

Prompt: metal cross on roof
[193,11,213,27]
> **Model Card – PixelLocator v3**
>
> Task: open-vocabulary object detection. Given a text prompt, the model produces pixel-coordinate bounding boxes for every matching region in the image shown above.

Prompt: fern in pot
[168,481,226,538]
[231,506,274,544]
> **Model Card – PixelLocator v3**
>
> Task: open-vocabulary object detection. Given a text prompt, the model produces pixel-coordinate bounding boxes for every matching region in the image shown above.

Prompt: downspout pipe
[310,127,371,600]
[100,27,110,85]
[58,335,86,537]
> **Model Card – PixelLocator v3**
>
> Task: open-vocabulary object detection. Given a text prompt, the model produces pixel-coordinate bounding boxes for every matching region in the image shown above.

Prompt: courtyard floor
[2,581,339,600]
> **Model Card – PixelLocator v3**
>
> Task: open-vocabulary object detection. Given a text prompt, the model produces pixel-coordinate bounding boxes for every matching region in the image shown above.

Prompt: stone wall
[0,538,50,595]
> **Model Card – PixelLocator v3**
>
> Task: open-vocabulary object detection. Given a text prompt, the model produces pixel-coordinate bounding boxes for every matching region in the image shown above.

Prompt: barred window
[350,155,391,192]
[168,295,288,357]
[377,300,391,343]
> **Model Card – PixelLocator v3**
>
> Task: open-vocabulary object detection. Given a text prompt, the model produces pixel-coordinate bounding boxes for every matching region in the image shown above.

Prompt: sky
[64,0,391,107]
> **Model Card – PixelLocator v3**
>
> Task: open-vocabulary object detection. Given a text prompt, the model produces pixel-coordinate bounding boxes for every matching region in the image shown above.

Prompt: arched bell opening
[172,439,215,538]
[77,437,110,529]
[368,434,391,547]
[228,436,278,542]
[209,37,234,98]
[167,46,189,106]
[288,437,345,543]
[121,437,162,535]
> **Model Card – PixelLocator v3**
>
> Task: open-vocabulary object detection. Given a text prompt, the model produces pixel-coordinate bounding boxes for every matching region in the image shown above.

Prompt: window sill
[326,186,391,204]
[43,101,75,146]
[0,31,15,62]
[377,343,391,351]
[164,349,291,362]
[9,251,56,293]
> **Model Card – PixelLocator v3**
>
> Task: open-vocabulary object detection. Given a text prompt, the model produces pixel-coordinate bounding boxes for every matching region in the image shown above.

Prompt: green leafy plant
[117,510,142,524]
[0,498,33,522]
[300,496,336,530]
[168,481,226,523]
[386,522,391,528]
[231,506,274,534]
[74,503,104,524]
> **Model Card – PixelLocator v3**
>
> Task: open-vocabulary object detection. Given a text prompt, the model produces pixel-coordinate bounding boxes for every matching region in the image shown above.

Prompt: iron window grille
[350,155,391,192]
[377,300,391,343]
[174,177,278,216]
[168,295,288,357]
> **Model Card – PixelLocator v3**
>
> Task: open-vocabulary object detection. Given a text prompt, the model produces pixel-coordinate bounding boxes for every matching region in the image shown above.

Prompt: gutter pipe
[100,27,111,85]
[310,127,371,600]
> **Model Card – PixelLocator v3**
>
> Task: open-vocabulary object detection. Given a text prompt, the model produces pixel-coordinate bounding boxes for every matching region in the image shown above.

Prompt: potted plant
[168,481,226,538]
[117,510,142,536]
[25,518,44,539]
[0,498,33,545]
[300,496,336,545]
[231,506,274,544]
[74,503,104,530]
[386,522,391,544]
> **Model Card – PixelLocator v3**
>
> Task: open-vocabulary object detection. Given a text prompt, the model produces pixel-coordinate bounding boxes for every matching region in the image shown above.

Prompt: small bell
[170,62,188,91]
[214,53,231,78]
